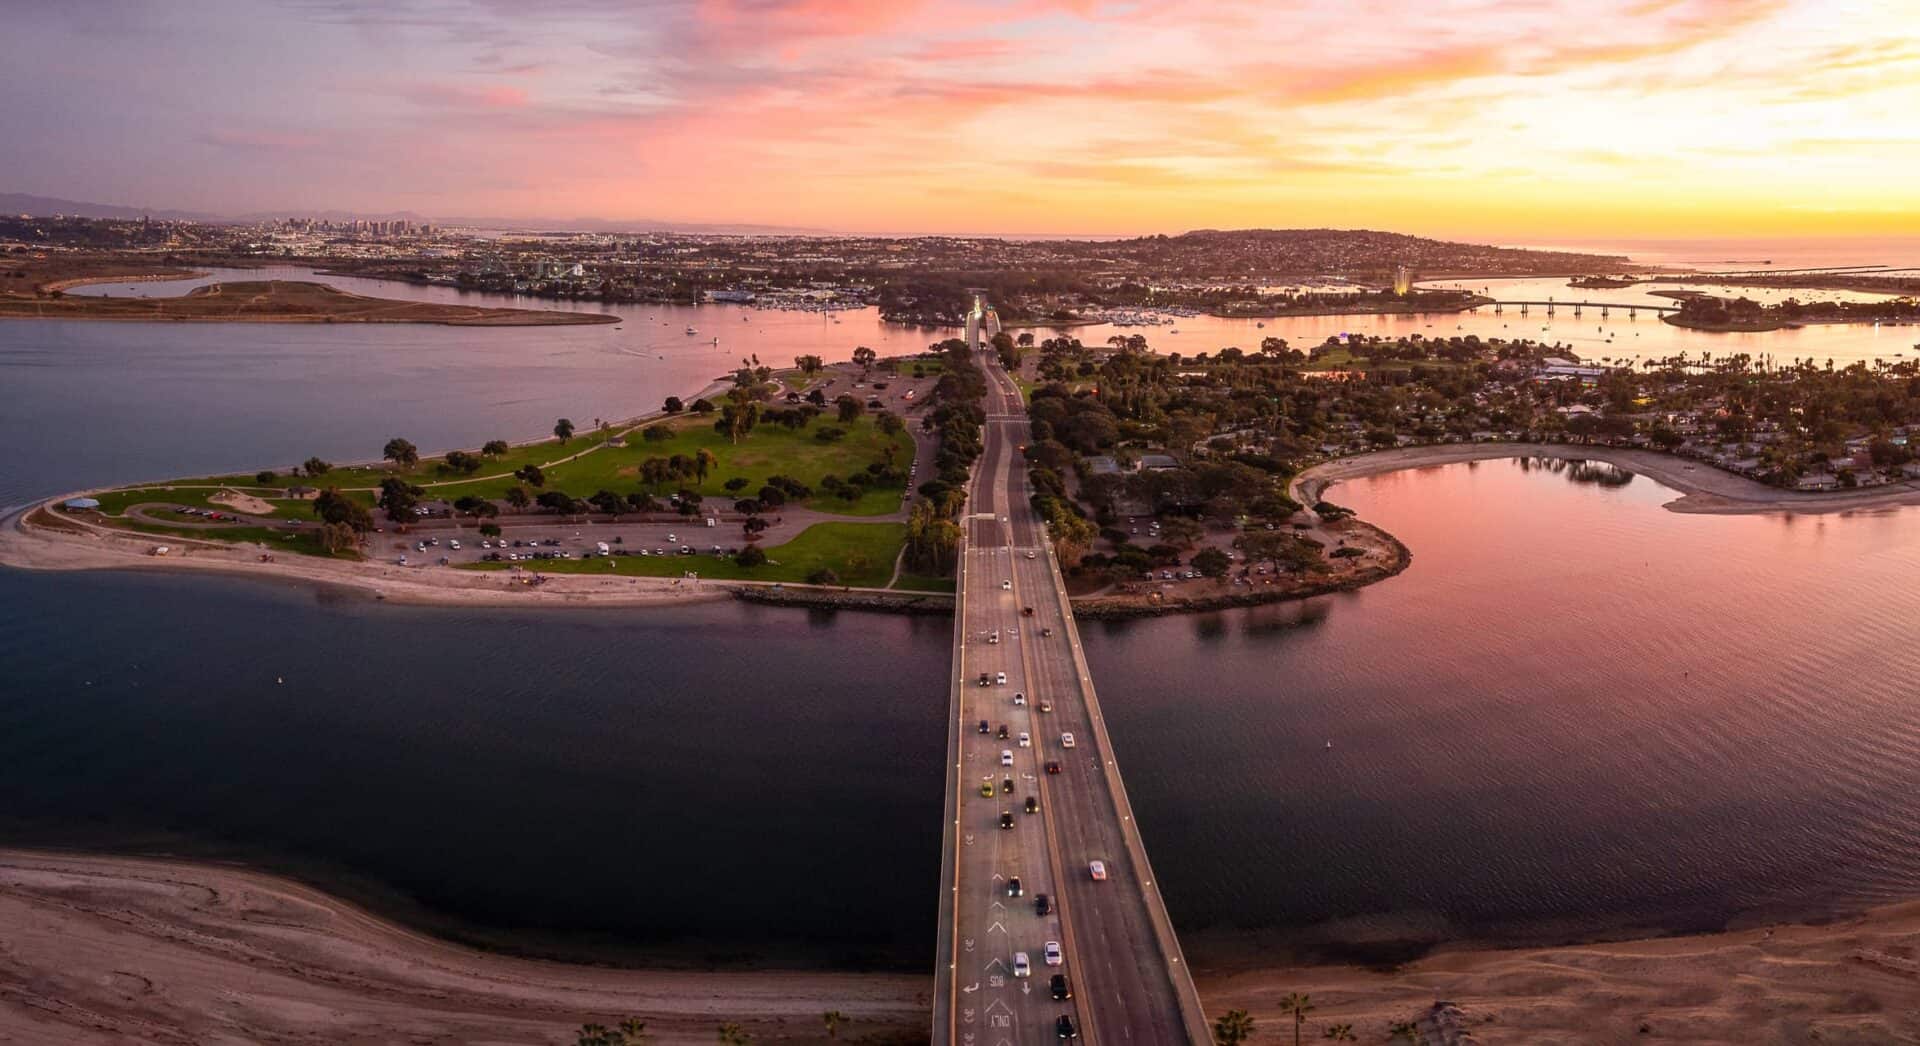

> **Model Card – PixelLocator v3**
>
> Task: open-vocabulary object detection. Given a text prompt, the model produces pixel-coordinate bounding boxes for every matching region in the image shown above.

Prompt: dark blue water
[0,567,949,967]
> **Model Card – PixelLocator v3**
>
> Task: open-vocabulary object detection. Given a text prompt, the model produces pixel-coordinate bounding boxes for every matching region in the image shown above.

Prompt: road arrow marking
[961,982,980,994]
[987,921,1007,935]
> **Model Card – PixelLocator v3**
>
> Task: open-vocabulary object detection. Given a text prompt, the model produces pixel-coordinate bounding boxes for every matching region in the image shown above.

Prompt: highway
[932,309,1209,1045]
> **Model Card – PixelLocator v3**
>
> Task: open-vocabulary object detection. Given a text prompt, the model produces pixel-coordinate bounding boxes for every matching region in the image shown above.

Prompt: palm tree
[716,1022,752,1044]
[695,448,718,484]
[618,1017,650,1043]
[1322,1023,1354,1041]
[1279,993,1314,1046]
[1212,1007,1255,1045]
[1387,1020,1422,1044]
[822,1010,847,1038]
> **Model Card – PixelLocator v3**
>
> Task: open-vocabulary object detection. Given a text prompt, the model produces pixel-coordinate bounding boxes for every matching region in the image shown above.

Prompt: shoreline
[1292,441,1920,516]
[3,846,1914,1044]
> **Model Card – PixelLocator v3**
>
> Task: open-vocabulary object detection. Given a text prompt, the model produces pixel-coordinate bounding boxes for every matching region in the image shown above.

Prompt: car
[1013,952,1031,978]
[978,719,989,734]
[1035,893,1052,916]
[997,724,1009,739]
[1013,692,1026,706]
[1038,699,1053,713]
[1018,732,1031,748]
[1000,812,1014,830]
[1043,941,1062,966]
[978,673,990,687]
[1026,550,1037,560]
[1060,732,1076,749]
[1022,606,1034,617]
[1050,973,1071,1000]
[1001,749,1013,766]
[995,672,1007,686]
[448,540,461,550]
[1025,795,1039,814]
[1001,579,1012,590]
[1002,777,1014,795]
[987,631,999,645]
[1007,876,1023,897]
[980,778,995,798]
[1041,627,1054,638]
[1056,1014,1078,1039]
[1045,761,1061,774]
[1088,860,1107,881]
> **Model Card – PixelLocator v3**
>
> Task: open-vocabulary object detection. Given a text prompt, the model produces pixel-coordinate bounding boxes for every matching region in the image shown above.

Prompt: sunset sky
[5,0,1917,239]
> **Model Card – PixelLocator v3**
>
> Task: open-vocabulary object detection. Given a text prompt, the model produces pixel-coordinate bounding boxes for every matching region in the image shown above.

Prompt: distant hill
[0,192,825,236]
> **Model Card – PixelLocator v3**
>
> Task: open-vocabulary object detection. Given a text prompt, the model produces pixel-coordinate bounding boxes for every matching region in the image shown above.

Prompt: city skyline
[4,0,1917,239]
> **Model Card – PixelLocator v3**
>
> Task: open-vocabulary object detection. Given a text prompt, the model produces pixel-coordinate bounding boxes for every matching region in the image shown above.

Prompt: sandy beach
[1293,442,1920,516]
[3,848,1915,1044]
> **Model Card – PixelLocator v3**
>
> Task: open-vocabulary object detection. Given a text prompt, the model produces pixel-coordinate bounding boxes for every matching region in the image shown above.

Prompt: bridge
[931,301,1210,1044]
[1470,299,1679,318]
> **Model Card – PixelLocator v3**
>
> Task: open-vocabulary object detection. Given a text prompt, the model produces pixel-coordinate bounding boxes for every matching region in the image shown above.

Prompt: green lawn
[467,521,906,588]
[419,413,914,516]
[105,519,345,558]
[891,573,957,593]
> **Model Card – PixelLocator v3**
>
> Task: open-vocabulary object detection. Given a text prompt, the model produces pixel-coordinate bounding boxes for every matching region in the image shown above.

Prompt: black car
[999,812,1015,830]
[1056,1015,1078,1039]
[978,719,989,734]
[1007,876,1023,897]
[1045,761,1061,775]
[997,724,1009,739]
[978,673,990,687]
[1034,893,1052,916]
[1050,973,1071,1000]
[1025,796,1039,814]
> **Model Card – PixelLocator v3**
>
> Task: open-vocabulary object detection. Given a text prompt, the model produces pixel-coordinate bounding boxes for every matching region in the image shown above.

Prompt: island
[0,255,617,326]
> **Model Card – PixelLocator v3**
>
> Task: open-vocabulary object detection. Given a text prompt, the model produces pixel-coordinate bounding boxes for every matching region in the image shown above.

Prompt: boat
[685,326,697,335]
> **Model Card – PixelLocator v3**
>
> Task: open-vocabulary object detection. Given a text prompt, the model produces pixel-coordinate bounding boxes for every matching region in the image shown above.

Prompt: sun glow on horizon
[4,0,1918,238]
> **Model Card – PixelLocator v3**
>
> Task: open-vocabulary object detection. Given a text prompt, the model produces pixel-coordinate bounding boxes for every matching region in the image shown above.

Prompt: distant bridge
[1470,300,1679,318]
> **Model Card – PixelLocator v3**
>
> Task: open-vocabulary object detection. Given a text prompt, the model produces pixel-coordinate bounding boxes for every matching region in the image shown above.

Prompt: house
[1138,454,1182,471]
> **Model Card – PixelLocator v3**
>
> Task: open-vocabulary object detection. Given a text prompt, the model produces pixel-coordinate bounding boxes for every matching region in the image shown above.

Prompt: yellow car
[980,778,995,798]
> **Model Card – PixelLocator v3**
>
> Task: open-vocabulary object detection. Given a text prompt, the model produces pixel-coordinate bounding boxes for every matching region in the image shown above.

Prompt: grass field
[163,411,914,517]
[467,521,906,588]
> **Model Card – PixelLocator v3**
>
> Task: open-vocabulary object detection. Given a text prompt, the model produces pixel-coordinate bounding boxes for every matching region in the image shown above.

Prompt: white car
[1001,749,1014,766]
[1018,732,1031,748]
[1026,551,1037,560]
[1013,692,1026,706]
[1044,941,1062,966]
[995,672,1007,686]
[1013,952,1031,978]
[448,540,461,550]
[1088,860,1108,881]
[1060,732,1076,749]
[1002,579,1012,590]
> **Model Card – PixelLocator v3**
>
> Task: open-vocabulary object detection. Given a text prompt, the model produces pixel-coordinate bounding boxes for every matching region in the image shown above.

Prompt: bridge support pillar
[1574,305,1582,317]
[1494,303,1502,314]
[1601,307,1609,319]
[1521,304,1528,316]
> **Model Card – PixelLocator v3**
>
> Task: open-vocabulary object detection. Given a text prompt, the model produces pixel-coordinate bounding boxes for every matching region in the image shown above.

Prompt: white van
[596,541,611,555]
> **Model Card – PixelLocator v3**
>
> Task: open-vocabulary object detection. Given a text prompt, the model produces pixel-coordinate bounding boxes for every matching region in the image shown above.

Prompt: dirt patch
[209,489,276,515]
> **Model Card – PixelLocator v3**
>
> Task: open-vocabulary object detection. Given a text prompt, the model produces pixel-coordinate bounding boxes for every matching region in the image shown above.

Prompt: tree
[303,456,332,476]
[695,447,718,484]
[1160,516,1204,548]
[516,464,545,487]
[1193,547,1231,577]
[692,398,716,415]
[643,425,672,442]
[663,396,684,414]
[482,439,510,457]
[1213,1008,1256,1046]
[1387,1020,1422,1044]
[851,346,877,373]
[255,470,276,484]
[537,490,579,514]
[554,417,576,444]
[318,521,358,554]
[795,354,824,380]
[1323,1025,1355,1041]
[313,488,372,533]
[822,1010,847,1039]
[836,395,864,424]
[734,546,767,568]
[807,567,840,586]
[723,476,751,494]
[742,516,770,539]
[444,450,483,474]
[377,477,423,524]
[478,522,501,537]
[1280,992,1314,1046]
[875,410,904,439]
[383,438,419,469]
[504,485,530,510]
[618,1018,649,1043]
